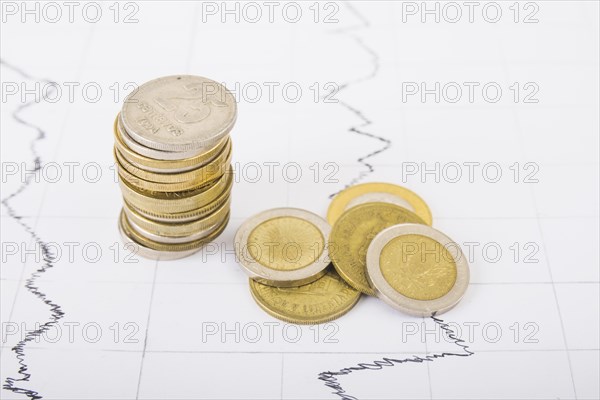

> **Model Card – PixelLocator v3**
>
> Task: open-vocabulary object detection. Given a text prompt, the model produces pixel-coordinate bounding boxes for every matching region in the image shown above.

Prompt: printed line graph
[0,2,597,399]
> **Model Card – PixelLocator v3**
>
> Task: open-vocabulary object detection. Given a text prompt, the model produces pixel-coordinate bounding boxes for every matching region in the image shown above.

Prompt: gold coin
[124,193,230,224]
[126,213,223,244]
[366,223,469,316]
[123,195,230,238]
[327,183,433,226]
[249,269,361,324]
[119,208,229,252]
[329,202,426,296]
[235,208,331,287]
[379,234,457,300]
[118,166,232,214]
[114,146,231,192]
[247,216,325,271]
[113,115,229,172]
[114,138,231,184]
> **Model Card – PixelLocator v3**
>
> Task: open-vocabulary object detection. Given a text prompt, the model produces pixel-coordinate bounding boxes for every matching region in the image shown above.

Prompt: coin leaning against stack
[114,75,236,260]
[234,182,470,324]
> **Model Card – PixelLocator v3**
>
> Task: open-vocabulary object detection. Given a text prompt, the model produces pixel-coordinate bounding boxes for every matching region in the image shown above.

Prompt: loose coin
[327,183,433,226]
[249,269,361,324]
[329,202,426,296]
[366,223,469,316]
[121,75,237,152]
[235,208,331,287]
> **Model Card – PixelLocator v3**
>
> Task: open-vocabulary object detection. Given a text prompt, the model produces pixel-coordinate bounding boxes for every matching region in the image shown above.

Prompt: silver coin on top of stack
[114,75,236,260]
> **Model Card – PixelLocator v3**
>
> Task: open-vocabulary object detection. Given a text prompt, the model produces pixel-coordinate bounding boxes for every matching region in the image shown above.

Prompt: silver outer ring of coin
[118,218,201,261]
[234,208,331,288]
[121,75,237,152]
[117,115,216,161]
[366,223,470,317]
[123,207,222,244]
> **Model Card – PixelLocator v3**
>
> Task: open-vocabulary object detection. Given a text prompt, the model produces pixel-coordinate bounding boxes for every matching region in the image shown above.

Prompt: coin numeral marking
[153,82,228,124]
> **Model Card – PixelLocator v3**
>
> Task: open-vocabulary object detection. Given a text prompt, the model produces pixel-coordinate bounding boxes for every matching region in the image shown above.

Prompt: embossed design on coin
[327,182,433,225]
[247,216,325,271]
[121,75,237,152]
[155,88,227,124]
[379,234,457,301]
[249,269,361,324]
[235,208,331,287]
[329,203,426,296]
[366,223,469,316]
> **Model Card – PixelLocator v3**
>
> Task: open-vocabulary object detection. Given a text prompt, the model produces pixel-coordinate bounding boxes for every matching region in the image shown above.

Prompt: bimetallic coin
[125,211,225,244]
[124,192,230,224]
[114,146,231,192]
[114,138,231,184]
[327,183,433,226]
[235,208,331,287]
[118,209,229,258]
[121,75,237,152]
[118,223,201,261]
[366,223,469,316]
[329,203,426,296]
[114,115,229,172]
[123,196,230,238]
[118,166,233,214]
[249,269,361,324]
[115,137,231,184]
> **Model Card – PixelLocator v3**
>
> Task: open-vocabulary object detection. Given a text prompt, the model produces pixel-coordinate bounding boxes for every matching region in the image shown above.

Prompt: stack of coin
[235,182,470,323]
[114,75,236,260]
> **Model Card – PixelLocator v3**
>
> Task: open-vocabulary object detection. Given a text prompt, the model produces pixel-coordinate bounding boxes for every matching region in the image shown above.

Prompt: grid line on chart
[497,30,580,399]
[135,260,159,400]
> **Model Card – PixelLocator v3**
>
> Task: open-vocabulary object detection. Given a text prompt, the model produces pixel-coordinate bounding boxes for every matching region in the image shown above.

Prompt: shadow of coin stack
[113,75,236,260]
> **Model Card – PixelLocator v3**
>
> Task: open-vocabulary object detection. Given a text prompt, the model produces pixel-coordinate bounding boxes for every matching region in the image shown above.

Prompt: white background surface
[1,1,599,399]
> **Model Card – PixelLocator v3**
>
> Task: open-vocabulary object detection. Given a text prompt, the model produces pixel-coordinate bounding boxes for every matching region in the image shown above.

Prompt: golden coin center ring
[366,223,469,317]
[234,208,331,287]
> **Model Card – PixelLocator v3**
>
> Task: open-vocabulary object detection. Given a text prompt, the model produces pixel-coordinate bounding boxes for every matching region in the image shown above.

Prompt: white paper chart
[1,1,598,399]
